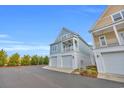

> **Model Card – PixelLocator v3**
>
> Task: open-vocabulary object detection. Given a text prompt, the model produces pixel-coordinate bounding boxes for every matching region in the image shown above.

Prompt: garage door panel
[102,52,124,75]
[62,55,72,68]
[51,57,57,67]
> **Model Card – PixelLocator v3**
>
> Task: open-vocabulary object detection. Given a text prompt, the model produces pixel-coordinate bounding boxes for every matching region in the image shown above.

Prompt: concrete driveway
[0,66,124,88]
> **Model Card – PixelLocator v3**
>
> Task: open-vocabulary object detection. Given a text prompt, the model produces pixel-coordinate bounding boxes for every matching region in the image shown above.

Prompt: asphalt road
[0,66,124,88]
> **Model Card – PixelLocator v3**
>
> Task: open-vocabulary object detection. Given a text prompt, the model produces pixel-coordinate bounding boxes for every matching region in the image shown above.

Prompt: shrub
[80,65,98,78]
[21,55,30,66]
[0,49,7,66]
[8,53,20,66]
[86,65,97,71]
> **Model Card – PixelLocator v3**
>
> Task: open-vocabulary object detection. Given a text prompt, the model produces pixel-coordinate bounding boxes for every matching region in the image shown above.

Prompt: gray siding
[79,39,92,56]
[50,43,61,54]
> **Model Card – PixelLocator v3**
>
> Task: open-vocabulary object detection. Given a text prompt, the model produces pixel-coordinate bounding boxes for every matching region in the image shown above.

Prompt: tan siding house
[90,5,124,82]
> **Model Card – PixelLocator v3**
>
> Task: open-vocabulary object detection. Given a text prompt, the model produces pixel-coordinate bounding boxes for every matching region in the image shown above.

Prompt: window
[99,36,107,46]
[51,46,54,52]
[112,13,122,22]
[55,45,57,51]
[119,32,124,45]
[52,46,54,52]
[122,11,124,18]
[53,45,58,52]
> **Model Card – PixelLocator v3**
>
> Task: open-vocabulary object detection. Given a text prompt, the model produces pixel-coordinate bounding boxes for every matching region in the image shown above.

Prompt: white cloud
[0,44,49,51]
[0,40,24,44]
[0,34,9,38]
[0,38,49,54]
[82,6,103,13]
[0,34,49,55]
[65,6,104,16]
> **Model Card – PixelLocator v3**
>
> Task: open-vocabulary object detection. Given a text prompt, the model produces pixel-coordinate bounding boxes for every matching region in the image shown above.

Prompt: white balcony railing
[96,42,119,49]
[62,34,73,41]
[94,44,124,53]
[63,46,73,52]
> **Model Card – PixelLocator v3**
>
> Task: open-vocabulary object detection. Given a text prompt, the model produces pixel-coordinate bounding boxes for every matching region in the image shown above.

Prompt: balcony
[61,34,73,41]
[94,43,124,53]
[62,38,74,53]
[95,42,119,49]
[63,46,73,52]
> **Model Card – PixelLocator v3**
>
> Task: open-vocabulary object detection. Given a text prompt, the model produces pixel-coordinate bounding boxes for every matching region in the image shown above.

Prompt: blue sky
[0,5,106,56]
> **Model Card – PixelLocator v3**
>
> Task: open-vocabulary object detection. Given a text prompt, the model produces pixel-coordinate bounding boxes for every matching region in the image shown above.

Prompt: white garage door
[50,56,57,67]
[62,55,73,68]
[102,52,124,75]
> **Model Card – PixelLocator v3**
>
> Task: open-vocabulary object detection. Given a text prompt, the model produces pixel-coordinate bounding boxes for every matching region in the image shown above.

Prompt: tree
[39,56,44,65]
[21,55,30,66]
[43,56,49,65]
[8,53,20,66]
[0,49,7,66]
[30,55,39,65]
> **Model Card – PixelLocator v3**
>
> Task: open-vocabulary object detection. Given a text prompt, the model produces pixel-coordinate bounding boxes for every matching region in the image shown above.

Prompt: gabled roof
[50,27,91,47]
[89,6,109,32]
[54,27,79,43]
[89,5,124,32]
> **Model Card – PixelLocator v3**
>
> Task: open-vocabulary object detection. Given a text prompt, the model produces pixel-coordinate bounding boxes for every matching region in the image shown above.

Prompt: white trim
[113,25,121,45]
[93,45,124,53]
[91,8,124,33]
[61,41,63,52]
[111,9,124,17]
[111,11,123,23]
[111,14,115,22]
[91,33,96,49]
[73,38,75,51]
[90,6,109,31]
[118,31,124,45]
[99,35,107,47]
[120,11,124,19]
[111,9,124,23]
[121,10,124,19]
[92,19,124,33]
[77,38,80,51]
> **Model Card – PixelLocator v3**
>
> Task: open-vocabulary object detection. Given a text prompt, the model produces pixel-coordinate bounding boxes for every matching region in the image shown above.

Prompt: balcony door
[119,32,124,45]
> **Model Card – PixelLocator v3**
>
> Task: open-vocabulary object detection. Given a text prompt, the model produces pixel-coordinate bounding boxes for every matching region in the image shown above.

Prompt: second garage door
[102,52,124,75]
[62,55,73,68]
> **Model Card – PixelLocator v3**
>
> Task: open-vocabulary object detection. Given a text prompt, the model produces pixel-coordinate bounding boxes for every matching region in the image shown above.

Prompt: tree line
[0,49,49,66]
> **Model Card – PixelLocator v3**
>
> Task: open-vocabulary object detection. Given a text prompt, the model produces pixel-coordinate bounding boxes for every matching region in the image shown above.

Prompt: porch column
[73,38,76,51]
[61,42,63,52]
[91,32,96,49]
[113,25,121,45]
[77,38,79,51]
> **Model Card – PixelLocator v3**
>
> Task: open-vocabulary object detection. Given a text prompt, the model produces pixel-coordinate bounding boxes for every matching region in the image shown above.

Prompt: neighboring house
[90,5,124,80]
[49,27,95,69]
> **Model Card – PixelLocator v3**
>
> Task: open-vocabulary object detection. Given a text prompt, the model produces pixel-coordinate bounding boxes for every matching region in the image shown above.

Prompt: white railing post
[73,38,76,51]
[61,42,63,52]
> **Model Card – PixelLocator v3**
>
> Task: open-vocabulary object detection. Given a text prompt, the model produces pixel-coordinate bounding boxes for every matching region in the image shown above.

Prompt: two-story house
[49,27,95,69]
[90,5,124,81]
